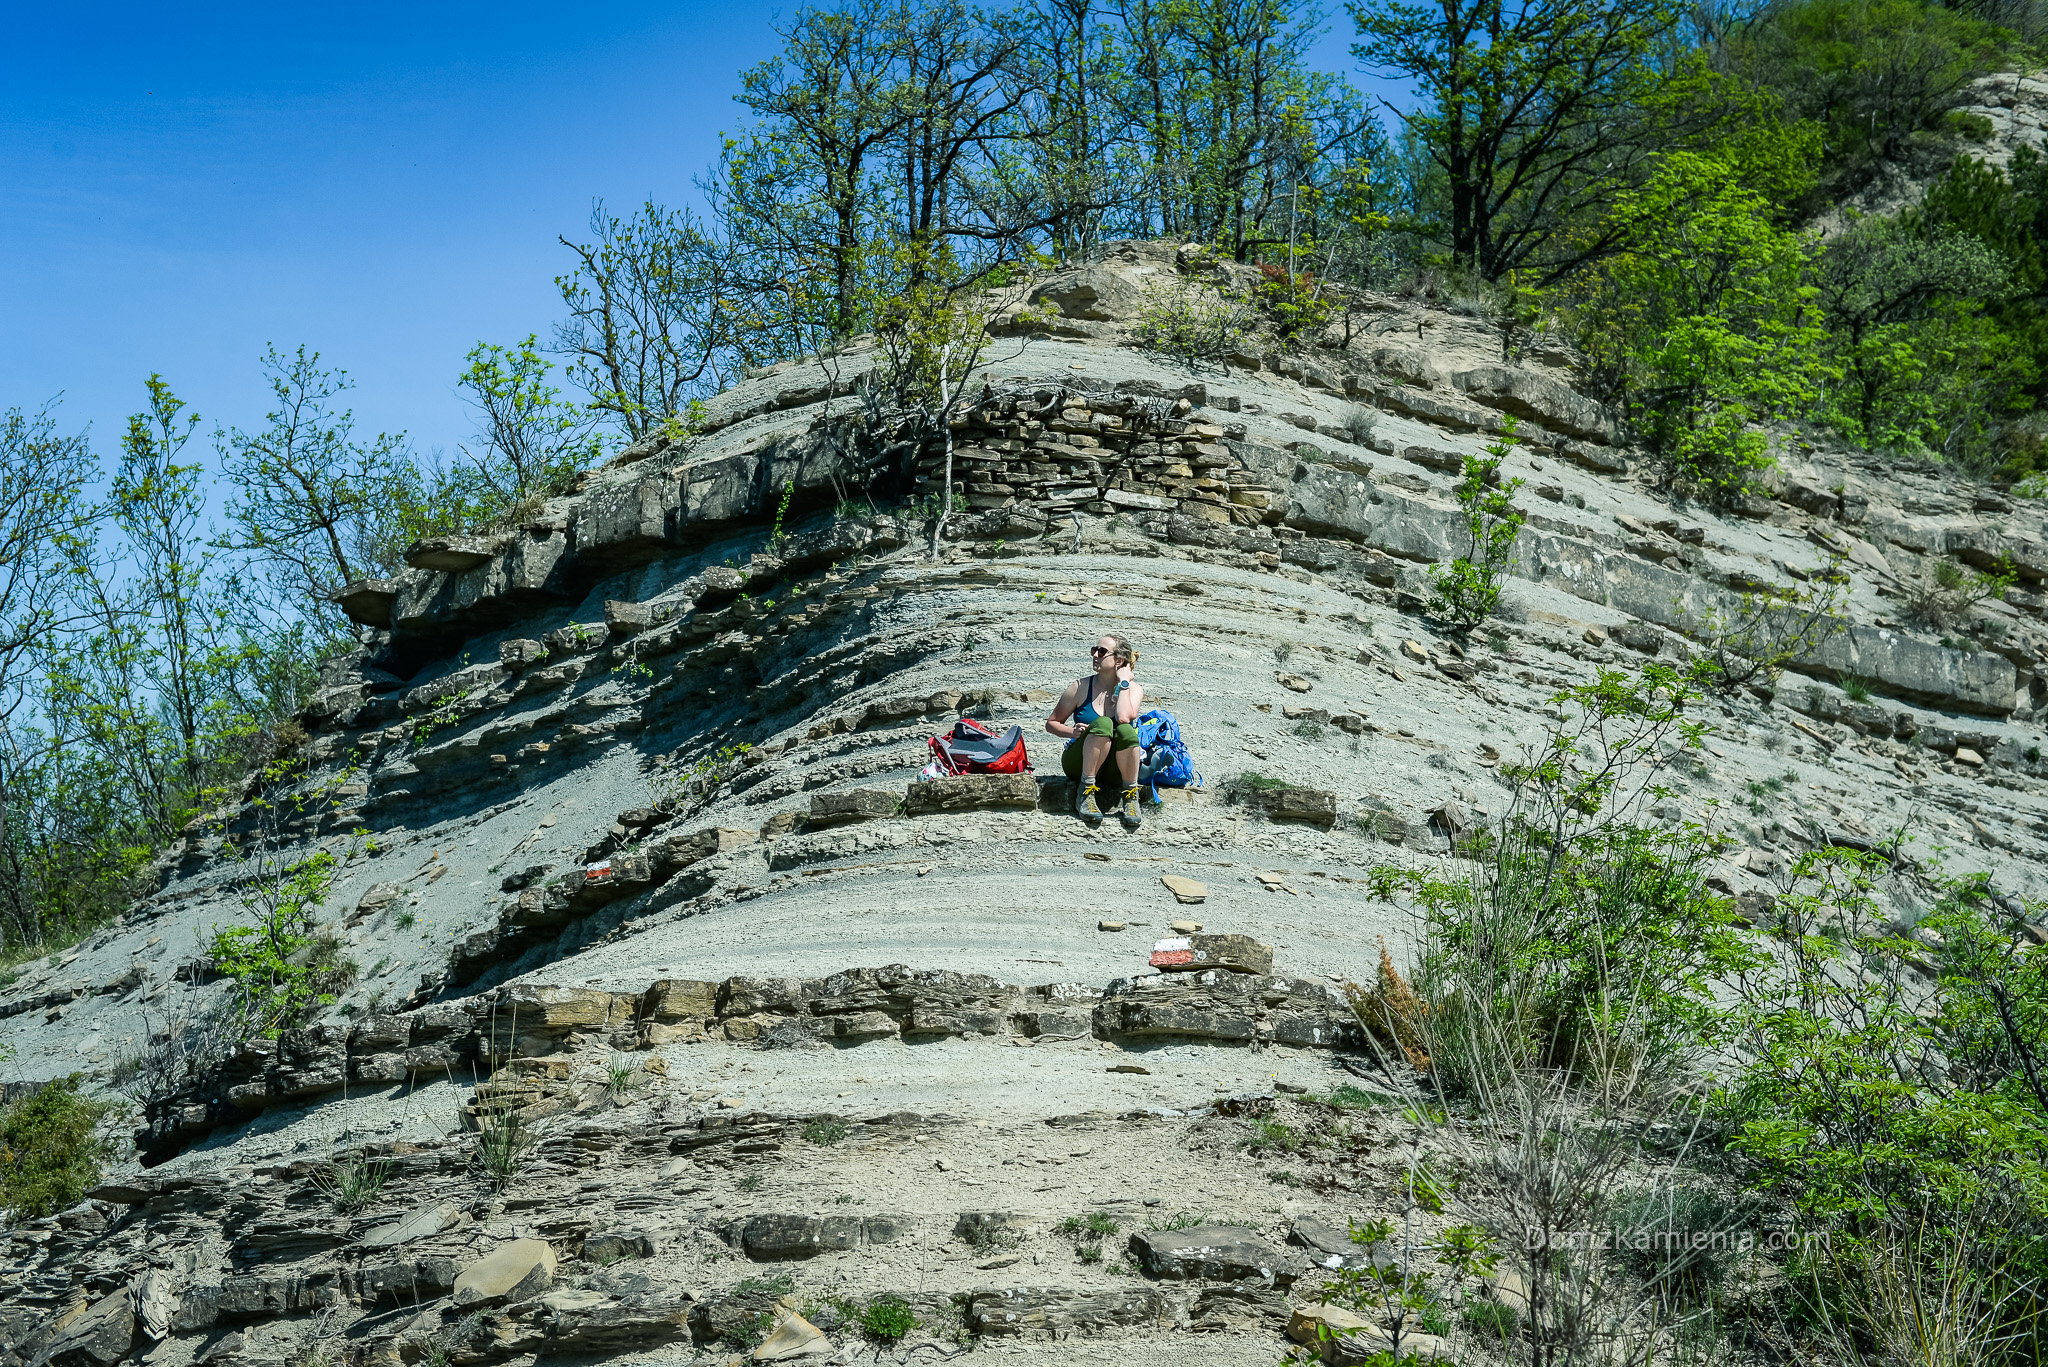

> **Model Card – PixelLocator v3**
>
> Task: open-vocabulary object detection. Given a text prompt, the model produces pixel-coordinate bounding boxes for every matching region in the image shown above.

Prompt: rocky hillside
[6,238,2048,1367]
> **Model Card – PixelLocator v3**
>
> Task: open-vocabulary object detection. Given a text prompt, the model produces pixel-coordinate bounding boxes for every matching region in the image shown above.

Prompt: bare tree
[215,345,413,628]
[554,201,746,440]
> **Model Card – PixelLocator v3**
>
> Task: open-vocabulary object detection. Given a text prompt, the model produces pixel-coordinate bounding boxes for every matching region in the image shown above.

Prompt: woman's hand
[1116,662,1134,685]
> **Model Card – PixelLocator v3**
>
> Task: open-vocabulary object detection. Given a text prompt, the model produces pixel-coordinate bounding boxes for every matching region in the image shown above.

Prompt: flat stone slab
[1257,787,1338,827]
[359,1200,460,1249]
[404,535,499,572]
[453,1238,556,1306]
[903,773,1040,815]
[1158,933,1273,976]
[809,788,901,825]
[1127,1225,1299,1285]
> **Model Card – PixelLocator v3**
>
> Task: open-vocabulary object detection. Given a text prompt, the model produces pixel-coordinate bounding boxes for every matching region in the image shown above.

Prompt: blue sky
[2,3,1381,468]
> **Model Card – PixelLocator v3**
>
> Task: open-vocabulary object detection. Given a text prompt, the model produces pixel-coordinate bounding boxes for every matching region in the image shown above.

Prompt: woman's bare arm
[1046,680,1083,738]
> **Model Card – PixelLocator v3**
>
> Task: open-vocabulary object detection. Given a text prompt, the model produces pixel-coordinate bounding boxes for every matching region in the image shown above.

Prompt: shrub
[801,1117,850,1146]
[1222,771,1292,804]
[313,1144,393,1214]
[857,1294,916,1343]
[1130,280,1259,370]
[1682,554,1850,694]
[0,1076,108,1220]
[1244,1119,1307,1154]
[1056,1210,1122,1239]
[1427,420,1527,632]
[1904,555,2012,630]
[1564,147,1831,496]
[1255,263,1333,342]
[1366,661,1758,1086]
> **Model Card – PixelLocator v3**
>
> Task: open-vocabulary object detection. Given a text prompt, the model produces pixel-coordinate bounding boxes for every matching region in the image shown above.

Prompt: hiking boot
[1119,786,1142,828]
[1075,780,1102,819]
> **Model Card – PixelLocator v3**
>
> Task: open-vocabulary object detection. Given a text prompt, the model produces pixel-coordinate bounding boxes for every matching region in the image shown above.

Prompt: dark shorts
[1062,715,1141,779]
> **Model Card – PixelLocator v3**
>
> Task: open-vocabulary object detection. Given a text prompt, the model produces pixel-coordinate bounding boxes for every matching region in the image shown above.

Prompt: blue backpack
[1134,709,1202,802]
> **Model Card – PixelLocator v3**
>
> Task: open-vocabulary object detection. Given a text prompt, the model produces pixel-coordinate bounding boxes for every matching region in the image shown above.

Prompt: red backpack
[927,718,1033,775]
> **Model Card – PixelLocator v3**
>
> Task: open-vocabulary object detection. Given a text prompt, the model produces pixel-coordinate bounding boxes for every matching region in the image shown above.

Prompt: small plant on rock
[1682,552,1850,695]
[802,1117,850,1146]
[603,1053,644,1103]
[313,1142,393,1214]
[1904,554,2013,631]
[1427,418,1526,633]
[1222,771,1293,805]
[858,1294,917,1343]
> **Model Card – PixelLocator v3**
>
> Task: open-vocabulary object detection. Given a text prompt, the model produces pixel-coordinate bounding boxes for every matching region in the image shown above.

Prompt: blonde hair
[1107,635,1137,669]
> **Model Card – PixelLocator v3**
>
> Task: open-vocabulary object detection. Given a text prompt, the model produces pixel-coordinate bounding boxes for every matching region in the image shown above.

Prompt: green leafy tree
[1916,148,2048,476]
[215,345,417,637]
[456,336,604,520]
[0,1076,107,1220]
[208,757,361,1039]
[1813,214,2024,457]
[1350,0,1678,281]
[1564,148,1833,495]
[1427,419,1525,632]
[1718,0,2019,202]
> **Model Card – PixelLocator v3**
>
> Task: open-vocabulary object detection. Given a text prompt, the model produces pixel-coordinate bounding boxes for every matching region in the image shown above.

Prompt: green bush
[1367,662,1757,1086]
[801,1117,850,1146]
[857,1294,916,1342]
[1130,280,1259,370]
[0,1076,109,1220]
[1427,420,1527,631]
[1221,771,1293,804]
[1565,146,1832,496]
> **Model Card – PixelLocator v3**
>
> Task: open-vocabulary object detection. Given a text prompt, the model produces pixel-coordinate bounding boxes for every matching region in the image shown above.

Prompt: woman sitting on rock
[1046,634,1145,827]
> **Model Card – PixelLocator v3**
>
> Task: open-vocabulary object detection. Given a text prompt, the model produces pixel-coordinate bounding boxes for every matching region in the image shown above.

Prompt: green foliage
[554,199,739,441]
[1919,147,2048,476]
[1904,554,2013,631]
[1814,213,2028,460]
[656,742,754,809]
[1255,263,1333,341]
[214,345,420,636]
[0,1076,108,1220]
[1567,146,1832,495]
[1351,0,1678,280]
[1722,854,2048,1229]
[767,479,795,552]
[1129,279,1260,370]
[1368,661,1758,1085]
[1221,770,1293,803]
[801,1117,850,1146]
[313,1144,394,1214]
[455,335,603,522]
[1426,419,1526,631]
[1244,1118,1308,1154]
[1682,553,1850,694]
[1056,1210,1122,1239]
[209,828,352,1039]
[1722,0,2021,201]
[1312,1216,1496,1360]
[856,1294,917,1343]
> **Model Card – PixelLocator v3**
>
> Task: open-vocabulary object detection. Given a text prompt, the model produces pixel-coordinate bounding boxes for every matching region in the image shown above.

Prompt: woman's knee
[1085,714,1116,739]
[1112,722,1141,751]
